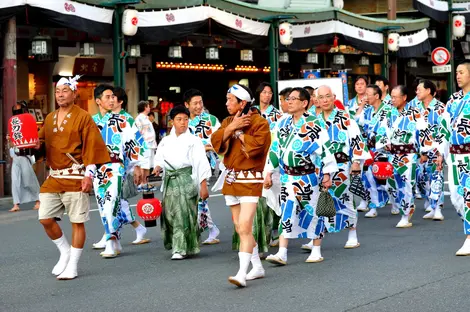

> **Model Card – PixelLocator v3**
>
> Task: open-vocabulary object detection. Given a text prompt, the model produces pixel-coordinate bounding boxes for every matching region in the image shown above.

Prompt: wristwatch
[233,130,244,139]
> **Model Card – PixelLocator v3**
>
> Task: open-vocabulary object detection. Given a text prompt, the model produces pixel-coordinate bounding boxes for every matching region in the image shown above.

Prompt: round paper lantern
[122,9,139,36]
[8,113,39,148]
[388,33,400,52]
[372,161,394,180]
[137,198,162,221]
[279,22,293,46]
[333,0,344,9]
[453,15,466,38]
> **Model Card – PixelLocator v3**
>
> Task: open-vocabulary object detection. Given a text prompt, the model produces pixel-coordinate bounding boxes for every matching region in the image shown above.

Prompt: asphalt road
[0,190,469,312]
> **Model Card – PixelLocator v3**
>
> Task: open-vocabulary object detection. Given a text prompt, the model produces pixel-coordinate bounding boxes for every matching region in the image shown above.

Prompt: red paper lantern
[136,198,162,221]
[372,161,394,180]
[333,35,339,48]
[364,151,374,167]
[8,113,39,148]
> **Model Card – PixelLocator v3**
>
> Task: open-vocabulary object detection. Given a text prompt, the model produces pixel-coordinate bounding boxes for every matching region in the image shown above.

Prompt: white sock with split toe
[51,235,71,276]
[348,229,358,243]
[251,244,263,269]
[57,247,82,280]
[277,247,288,261]
[234,252,251,280]
[310,245,322,259]
[133,225,147,243]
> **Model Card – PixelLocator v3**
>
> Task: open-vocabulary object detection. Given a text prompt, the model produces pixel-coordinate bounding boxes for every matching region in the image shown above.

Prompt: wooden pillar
[1,17,17,196]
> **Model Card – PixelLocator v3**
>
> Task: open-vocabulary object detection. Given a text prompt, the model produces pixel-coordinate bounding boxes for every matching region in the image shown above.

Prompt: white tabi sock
[251,244,264,270]
[134,224,147,243]
[115,239,122,253]
[311,245,322,259]
[235,252,252,279]
[57,247,82,280]
[348,229,358,242]
[102,239,116,255]
[51,235,71,276]
[277,247,288,261]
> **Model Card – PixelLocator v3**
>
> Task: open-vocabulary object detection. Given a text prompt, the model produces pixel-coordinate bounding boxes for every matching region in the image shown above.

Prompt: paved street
[1,190,469,312]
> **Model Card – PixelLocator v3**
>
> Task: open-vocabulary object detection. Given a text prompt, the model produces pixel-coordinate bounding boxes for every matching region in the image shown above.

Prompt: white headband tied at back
[228,84,253,103]
[56,75,82,91]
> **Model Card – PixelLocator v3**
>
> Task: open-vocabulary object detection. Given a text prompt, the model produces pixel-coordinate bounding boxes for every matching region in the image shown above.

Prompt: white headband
[57,75,81,91]
[228,84,253,103]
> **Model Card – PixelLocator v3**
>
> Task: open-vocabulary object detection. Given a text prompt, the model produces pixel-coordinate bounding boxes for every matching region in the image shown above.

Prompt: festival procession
[2,1,470,311]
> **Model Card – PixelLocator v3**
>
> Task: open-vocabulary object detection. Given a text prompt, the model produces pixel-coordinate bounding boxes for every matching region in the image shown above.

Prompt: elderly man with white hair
[264,87,338,265]
[37,76,111,280]
[301,85,370,251]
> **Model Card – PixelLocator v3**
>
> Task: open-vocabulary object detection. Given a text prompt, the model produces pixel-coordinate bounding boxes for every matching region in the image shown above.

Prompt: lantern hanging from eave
[388,33,400,52]
[122,9,139,36]
[279,22,293,46]
[333,0,344,9]
[453,15,466,38]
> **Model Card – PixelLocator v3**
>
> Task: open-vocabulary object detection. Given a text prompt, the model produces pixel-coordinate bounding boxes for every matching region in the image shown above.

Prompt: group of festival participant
[34,61,470,285]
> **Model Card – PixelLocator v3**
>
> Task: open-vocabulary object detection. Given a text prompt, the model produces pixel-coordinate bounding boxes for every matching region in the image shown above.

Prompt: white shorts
[225,195,259,207]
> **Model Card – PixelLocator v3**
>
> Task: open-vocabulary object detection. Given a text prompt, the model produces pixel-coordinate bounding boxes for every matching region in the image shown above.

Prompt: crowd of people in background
[7,62,470,287]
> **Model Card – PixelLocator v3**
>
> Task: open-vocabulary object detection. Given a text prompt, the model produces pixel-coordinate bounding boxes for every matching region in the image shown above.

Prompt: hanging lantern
[31,35,52,55]
[333,54,345,65]
[453,15,466,38]
[372,161,394,180]
[333,35,339,48]
[388,33,400,52]
[168,45,182,58]
[279,22,293,46]
[136,198,162,222]
[359,56,369,66]
[128,44,141,58]
[206,46,219,60]
[333,0,344,9]
[427,29,437,39]
[307,53,318,64]
[80,42,95,56]
[408,58,418,68]
[279,52,289,63]
[240,49,253,62]
[122,9,139,36]
[8,113,39,148]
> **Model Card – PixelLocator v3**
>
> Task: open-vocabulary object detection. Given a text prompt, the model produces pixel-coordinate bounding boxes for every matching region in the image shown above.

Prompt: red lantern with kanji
[8,113,39,148]
[372,161,394,180]
[137,198,162,221]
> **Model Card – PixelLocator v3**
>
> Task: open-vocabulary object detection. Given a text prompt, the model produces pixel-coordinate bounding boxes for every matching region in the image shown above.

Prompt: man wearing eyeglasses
[184,88,221,245]
[264,87,338,265]
[355,85,392,218]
